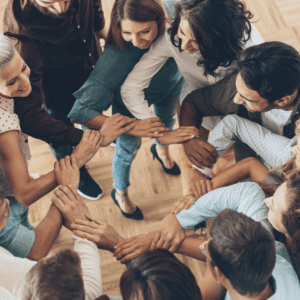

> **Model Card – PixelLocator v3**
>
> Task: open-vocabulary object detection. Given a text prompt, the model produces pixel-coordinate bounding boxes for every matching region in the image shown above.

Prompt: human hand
[114,234,153,264]
[71,214,123,252]
[128,117,169,138]
[73,129,104,167]
[150,213,185,253]
[51,185,90,230]
[156,126,200,145]
[171,194,198,214]
[100,113,136,146]
[183,138,217,168]
[189,167,213,198]
[54,155,80,190]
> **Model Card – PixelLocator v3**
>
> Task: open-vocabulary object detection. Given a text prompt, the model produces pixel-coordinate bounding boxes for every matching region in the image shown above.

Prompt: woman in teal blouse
[68,0,196,220]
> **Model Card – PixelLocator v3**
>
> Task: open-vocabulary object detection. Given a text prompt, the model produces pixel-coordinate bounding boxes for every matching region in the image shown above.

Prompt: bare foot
[156,145,174,169]
[115,189,137,214]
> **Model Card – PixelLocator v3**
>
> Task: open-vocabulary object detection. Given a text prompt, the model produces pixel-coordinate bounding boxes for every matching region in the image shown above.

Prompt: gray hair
[0,35,16,69]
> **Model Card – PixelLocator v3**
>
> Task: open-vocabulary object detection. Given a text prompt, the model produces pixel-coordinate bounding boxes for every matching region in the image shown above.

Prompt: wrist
[110,236,124,253]
[72,152,85,168]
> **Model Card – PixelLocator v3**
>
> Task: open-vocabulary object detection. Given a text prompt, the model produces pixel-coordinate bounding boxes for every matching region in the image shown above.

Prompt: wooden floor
[1,0,300,296]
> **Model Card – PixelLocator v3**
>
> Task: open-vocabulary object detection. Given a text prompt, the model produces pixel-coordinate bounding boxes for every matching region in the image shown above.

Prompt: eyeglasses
[0,199,11,222]
[199,240,212,261]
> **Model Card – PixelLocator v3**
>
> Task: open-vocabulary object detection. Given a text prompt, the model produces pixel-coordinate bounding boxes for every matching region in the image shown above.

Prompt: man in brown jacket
[4,0,106,199]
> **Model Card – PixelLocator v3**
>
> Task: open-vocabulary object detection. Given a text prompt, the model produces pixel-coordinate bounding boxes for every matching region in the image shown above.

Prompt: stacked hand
[150,213,185,253]
[157,126,200,145]
[71,214,124,252]
[54,155,80,189]
[114,234,153,263]
[52,185,90,230]
[171,194,198,214]
[184,138,218,168]
[100,113,136,146]
[73,129,104,167]
[128,117,169,138]
[189,167,213,198]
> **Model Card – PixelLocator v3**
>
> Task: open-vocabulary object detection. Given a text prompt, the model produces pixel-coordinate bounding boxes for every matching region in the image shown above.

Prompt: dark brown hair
[106,0,166,50]
[282,172,300,255]
[168,0,253,76]
[120,249,202,300]
[23,249,84,300]
[209,209,275,297]
[238,42,300,103]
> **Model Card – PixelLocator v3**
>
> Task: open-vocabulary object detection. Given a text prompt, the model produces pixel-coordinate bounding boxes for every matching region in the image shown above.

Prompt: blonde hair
[0,35,15,70]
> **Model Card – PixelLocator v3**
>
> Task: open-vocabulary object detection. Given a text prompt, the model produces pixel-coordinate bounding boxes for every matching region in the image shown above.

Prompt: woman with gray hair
[0,34,104,259]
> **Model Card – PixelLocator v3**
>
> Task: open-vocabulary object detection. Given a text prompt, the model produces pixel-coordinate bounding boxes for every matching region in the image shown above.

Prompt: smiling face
[233,73,274,112]
[120,19,158,50]
[0,51,32,98]
[35,0,72,16]
[265,182,289,234]
[177,17,199,54]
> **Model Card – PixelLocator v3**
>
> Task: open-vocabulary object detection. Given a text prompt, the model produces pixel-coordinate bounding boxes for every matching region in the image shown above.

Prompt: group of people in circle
[1,0,300,299]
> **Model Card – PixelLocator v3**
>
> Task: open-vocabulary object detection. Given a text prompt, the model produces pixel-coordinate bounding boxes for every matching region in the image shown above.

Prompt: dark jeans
[43,106,74,160]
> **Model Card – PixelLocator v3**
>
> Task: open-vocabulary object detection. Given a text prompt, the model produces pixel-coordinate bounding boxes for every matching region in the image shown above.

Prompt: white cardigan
[121,25,264,120]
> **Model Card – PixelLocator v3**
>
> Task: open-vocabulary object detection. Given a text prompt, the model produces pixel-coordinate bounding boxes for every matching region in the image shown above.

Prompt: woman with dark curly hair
[121,0,263,131]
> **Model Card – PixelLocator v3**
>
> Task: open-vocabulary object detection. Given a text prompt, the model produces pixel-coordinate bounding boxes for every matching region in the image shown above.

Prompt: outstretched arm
[0,130,102,207]
[27,203,63,261]
[120,34,170,120]
[183,157,269,205]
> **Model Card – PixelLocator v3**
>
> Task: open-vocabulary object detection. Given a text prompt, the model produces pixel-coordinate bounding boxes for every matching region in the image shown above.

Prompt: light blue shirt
[176,181,272,233]
[0,217,35,258]
[224,242,300,300]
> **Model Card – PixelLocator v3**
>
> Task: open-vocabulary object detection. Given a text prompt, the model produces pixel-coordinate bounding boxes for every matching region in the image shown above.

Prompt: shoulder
[0,99,20,135]
[236,181,266,203]
[244,24,264,48]
[0,217,35,258]
[149,29,172,54]
[91,43,146,86]
[272,242,300,299]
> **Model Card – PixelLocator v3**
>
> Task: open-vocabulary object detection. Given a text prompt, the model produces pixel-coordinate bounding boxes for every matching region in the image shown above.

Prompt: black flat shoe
[150,144,181,175]
[77,166,103,200]
[111,189,143,220]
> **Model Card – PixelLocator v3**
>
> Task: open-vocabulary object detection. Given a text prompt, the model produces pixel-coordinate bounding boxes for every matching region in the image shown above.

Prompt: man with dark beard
[3,0,107,200]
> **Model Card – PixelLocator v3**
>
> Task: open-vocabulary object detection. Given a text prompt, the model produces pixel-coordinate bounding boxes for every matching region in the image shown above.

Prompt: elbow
[27,249,48,261]
[13,194,32,208]
[120,84,129,102]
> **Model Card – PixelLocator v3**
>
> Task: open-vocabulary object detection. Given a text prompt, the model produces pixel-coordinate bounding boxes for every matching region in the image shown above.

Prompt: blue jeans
[43,107,74,160]
[112,86,180,191]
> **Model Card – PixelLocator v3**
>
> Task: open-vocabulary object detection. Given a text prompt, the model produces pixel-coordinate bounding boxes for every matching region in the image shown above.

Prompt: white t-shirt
[0,235,103,300]
[261,109,293,135]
